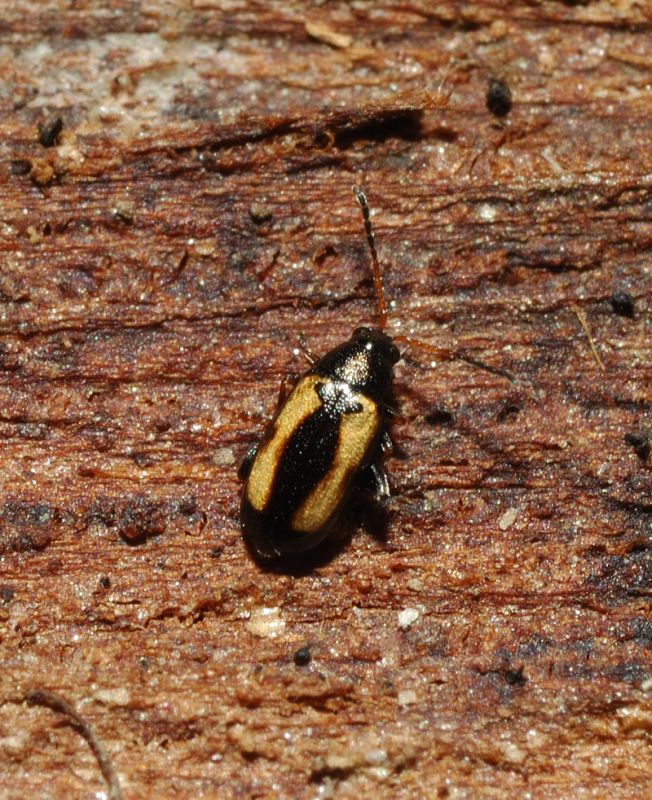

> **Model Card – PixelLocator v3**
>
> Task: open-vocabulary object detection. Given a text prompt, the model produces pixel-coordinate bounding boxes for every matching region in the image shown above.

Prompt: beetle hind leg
[358,460,390,499]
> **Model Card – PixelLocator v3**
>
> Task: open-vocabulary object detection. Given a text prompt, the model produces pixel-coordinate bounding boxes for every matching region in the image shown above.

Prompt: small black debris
[610,290,635,318]
[504,665,526,686]
[178,496,197,516]
[38,114,64,148]
[293,646,311,666]
[624,432,650,461]
[486,77,512,118]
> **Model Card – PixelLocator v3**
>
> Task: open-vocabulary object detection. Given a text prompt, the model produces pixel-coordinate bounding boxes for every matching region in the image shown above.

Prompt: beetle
[238,188,510,560]
[239,187,406,559]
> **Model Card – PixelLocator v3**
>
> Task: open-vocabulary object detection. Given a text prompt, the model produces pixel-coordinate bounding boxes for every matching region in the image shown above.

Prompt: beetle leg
[381,431,393,455]
[359,460,391,499]
[238,443,259,480]
[379,401,399,419]
[297,335,317,365]
[277,371,300,409]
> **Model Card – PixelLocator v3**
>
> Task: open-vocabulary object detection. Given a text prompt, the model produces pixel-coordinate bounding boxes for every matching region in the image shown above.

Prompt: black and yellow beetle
[239,188,403,559]
[238,188,509,560]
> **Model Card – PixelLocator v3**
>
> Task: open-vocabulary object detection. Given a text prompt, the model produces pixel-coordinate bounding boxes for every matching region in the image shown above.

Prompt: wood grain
[1,3,651,798]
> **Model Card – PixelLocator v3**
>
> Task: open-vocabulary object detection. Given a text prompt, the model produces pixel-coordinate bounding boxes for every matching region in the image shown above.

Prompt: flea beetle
[239,188,506,560]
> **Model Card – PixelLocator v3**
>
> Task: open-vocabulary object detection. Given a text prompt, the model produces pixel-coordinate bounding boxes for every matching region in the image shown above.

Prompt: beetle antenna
[394,334,516,383]
[353,186,388,330]
[353,188,515,384]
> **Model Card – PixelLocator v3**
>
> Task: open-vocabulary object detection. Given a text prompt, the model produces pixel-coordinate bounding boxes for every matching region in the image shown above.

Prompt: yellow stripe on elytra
[246,375,324,512]
[291,393,380,534]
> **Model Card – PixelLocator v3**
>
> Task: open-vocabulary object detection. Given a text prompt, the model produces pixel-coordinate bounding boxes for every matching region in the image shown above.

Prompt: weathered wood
[1,3,651,798]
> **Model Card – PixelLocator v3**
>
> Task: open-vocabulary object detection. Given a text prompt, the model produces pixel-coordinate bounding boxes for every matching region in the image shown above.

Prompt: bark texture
[1,3,651,799]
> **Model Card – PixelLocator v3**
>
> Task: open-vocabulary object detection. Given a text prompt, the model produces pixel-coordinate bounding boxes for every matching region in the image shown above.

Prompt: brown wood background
[1,2,651,798]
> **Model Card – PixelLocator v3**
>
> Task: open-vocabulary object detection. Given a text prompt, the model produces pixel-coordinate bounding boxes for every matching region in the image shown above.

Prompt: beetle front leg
[296,335,317,366]
[277,371,300,409]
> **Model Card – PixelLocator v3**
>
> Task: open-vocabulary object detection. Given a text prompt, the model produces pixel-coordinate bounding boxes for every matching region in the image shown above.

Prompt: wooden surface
[1,3,652,798]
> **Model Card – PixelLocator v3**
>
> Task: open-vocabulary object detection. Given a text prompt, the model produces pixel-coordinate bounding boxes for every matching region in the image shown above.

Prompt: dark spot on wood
[334,110,423,149]
[98,575,110,589]
[626,541,649,556]
[611,290,635,318]
[131,451,156,468]
[486,77,512,118]
[425,407,455,426]
[9,159,32,175]
[38,114,64,147]
[310,766,353,784]
[293,645,312,666]
[504,665,526,686]
[0,585,15,603]
[438,17,481,32]
[118,498,168,544]
[430,125,459,143]
[177,496,197,515]
[584,543,607,557]
[624,431,649,460]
